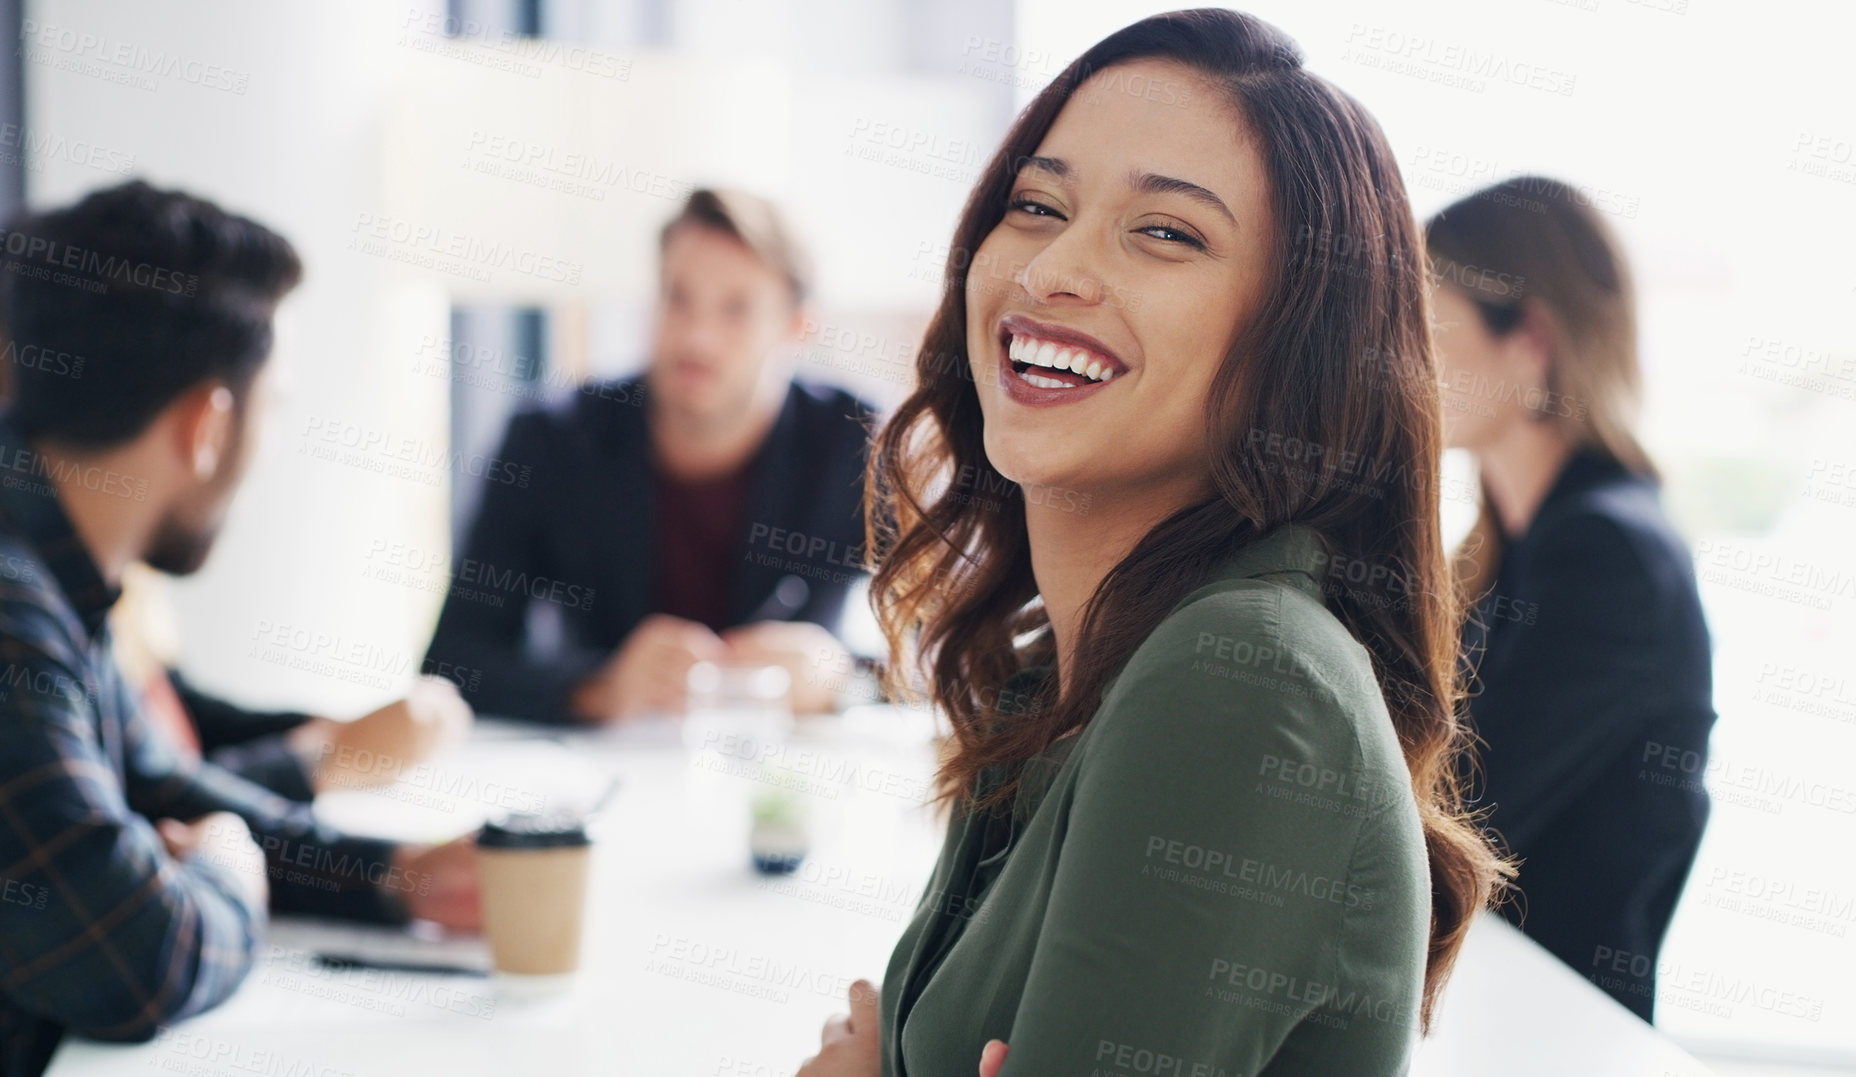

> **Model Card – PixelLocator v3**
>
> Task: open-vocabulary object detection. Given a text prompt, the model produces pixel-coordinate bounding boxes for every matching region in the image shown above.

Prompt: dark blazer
[1463,449,1715,1023]
[173,672,317,802]
[423,376,876,724]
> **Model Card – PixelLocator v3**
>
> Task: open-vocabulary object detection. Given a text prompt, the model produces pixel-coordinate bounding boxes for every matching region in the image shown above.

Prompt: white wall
[25,0,454,714]
[22,0,1009,715]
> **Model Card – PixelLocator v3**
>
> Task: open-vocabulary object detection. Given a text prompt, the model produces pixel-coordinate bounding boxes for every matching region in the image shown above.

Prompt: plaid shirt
[0,415,409,1077]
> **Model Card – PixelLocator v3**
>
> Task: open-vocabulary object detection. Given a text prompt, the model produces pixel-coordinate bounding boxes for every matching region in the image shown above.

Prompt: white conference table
[49,708,1714,1076]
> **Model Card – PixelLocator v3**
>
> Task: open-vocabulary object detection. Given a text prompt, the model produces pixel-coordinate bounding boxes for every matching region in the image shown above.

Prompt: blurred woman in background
[1427,176,1715,1023]
[798,9,1506,1075]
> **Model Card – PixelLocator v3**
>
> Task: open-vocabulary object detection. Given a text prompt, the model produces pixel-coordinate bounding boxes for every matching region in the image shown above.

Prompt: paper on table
[271,916,491,972]
[555,712,687,751]
[313,737,613,844]
[215,918,589,1033]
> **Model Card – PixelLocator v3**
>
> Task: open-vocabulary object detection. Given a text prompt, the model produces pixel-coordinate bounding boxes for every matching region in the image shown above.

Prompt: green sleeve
[995,585,1416,1075]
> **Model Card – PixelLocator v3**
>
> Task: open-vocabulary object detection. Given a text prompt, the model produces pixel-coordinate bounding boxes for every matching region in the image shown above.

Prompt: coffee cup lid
[478,811,592,849]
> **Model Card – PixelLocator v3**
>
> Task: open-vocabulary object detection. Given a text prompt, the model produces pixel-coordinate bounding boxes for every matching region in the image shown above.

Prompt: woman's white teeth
[1007,333,1118,384]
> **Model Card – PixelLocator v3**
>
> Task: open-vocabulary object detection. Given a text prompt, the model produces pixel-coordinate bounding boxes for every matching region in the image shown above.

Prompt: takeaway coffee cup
[475,813,593,976]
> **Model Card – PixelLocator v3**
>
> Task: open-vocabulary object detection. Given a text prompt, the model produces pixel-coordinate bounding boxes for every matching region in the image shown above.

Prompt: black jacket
[174,672,316,801]
[424,376,876,724]
[1463,449,1716,1023]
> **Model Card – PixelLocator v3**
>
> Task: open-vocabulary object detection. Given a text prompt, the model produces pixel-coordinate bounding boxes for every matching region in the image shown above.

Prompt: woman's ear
[1507,297,1560,390]
[787,302,813,344]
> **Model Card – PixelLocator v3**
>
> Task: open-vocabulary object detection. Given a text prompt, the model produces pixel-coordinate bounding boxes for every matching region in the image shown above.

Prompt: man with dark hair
[0,181,479,1077]
[425,188,877,724]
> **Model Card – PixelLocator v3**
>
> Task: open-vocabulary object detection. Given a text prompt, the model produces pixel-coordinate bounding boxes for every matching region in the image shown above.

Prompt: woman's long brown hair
[863,8,1505,1031]
[1426,175,1650,597]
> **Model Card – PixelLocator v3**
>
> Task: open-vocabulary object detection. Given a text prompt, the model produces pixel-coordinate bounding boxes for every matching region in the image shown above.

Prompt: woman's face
[964,59,1274,507]
[1430,283,1537,451]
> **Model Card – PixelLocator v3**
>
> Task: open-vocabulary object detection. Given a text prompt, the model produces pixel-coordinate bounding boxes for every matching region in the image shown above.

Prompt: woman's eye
[1009,197,1064,219]
[1135,224,1205,249]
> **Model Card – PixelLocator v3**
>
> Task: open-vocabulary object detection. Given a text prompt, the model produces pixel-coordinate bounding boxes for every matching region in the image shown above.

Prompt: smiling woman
[794,8,1509,1077]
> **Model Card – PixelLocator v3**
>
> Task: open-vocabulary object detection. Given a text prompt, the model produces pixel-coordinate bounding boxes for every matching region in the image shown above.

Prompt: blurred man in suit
[0,181,478,1077]
[425,189,875,724]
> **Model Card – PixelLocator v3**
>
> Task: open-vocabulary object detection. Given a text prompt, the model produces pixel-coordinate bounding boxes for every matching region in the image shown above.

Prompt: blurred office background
[8,0,1853,1072]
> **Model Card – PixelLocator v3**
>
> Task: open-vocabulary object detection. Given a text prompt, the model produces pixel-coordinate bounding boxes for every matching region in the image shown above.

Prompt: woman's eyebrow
[1014,155,1235,225]
[1130,169,1235,223]
[1018,154,1070,181]
[1017,155,1232,224]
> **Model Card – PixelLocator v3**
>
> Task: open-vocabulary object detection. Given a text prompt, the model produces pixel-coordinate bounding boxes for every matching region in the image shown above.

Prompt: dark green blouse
[880,525,1430,1076]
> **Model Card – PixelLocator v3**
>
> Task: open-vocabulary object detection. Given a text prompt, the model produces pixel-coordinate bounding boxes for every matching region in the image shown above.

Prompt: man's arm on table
[117,676,414,925]
[0,639,262,1042]
[171,670,318,802]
